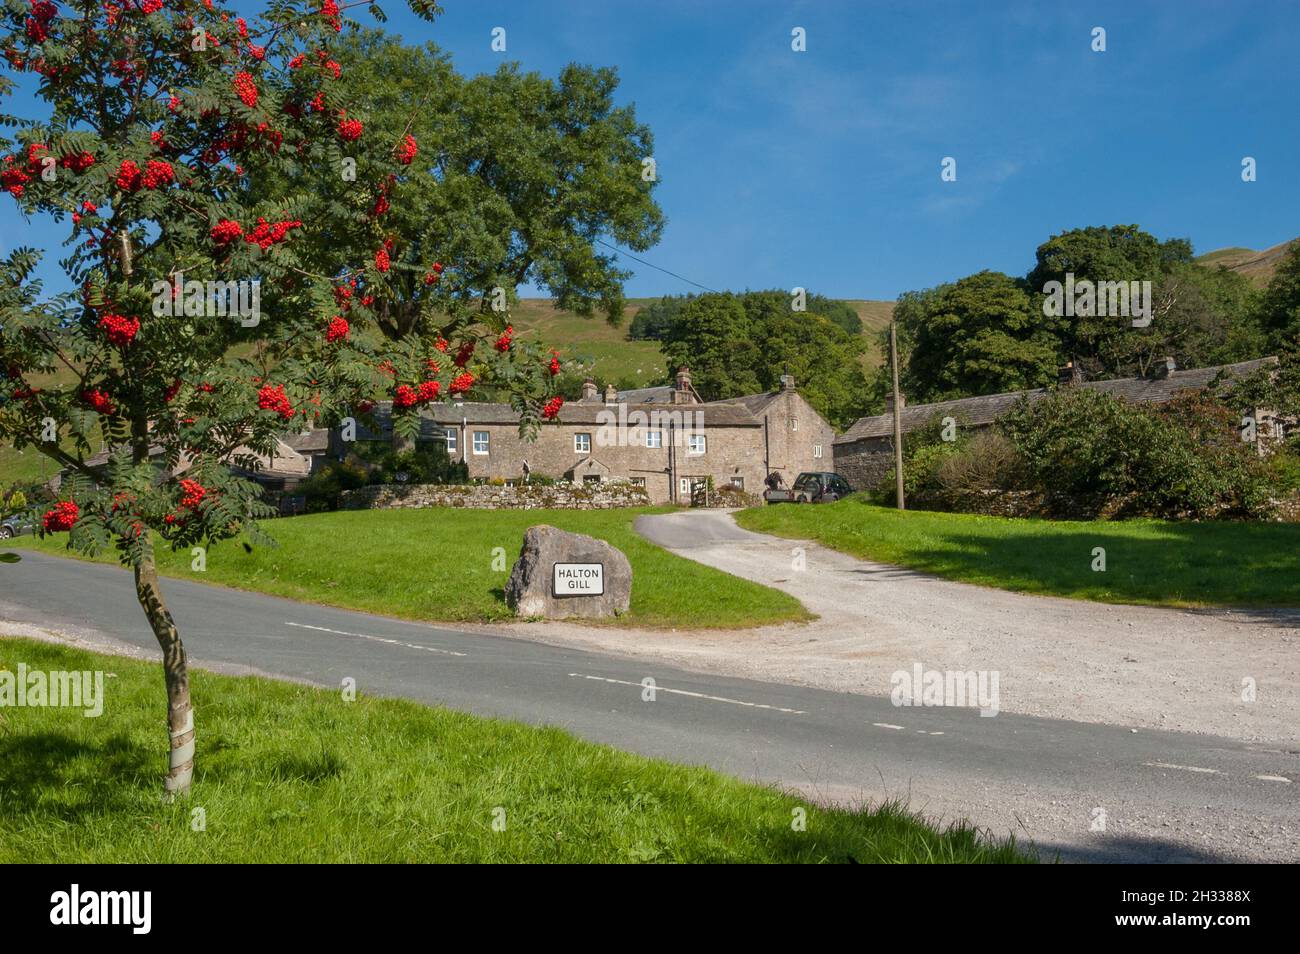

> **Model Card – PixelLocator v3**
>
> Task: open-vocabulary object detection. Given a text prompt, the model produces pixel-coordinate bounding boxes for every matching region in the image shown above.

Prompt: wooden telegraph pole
[890,320,905,510]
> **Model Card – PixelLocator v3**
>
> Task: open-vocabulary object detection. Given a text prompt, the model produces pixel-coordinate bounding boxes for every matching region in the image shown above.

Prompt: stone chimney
[604,383,618,404]
[1058,362,1083,386]
[884,394,906,414]
[780,374,796,392]
[673,366,692,404]
[581,378,597,402]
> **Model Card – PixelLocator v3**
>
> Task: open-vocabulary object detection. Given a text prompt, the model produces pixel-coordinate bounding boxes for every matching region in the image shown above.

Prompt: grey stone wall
[833,437,896,493]
[340,481,650,511]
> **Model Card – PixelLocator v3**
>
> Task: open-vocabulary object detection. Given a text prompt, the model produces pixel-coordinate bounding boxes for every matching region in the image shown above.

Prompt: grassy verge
[16,506,810,629]
[735,497,1300,608]
[0,638,1030,863]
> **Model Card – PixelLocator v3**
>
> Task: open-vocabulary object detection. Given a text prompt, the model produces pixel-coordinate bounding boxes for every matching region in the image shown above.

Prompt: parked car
[790,471,852,503]
[0,513,33,539]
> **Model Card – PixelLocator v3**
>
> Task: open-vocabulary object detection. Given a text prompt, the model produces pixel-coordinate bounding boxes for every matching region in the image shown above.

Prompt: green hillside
[1196,238,1298,286]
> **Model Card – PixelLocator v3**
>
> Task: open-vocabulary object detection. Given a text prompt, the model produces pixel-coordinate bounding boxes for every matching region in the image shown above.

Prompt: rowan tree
[0,0,561,795]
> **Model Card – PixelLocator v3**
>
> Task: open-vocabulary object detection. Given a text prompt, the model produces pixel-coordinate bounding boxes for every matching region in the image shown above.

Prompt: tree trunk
[133,537,195,797]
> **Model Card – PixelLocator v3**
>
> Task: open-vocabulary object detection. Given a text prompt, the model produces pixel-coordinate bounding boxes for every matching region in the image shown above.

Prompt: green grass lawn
[0,637,1030,863]
[17,506,810,629]
[735,497,1300,608]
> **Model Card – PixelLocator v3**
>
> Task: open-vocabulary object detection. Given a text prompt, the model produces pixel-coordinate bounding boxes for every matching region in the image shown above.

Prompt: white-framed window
[645,430,662,449]
[813,444,823,459]
[679,478,690,496]
[472,431,490,455]
[583,474,601,485]
[687,434,706,455]
[575,433,592,453]
[731,476,744,490]
[791,417,798,431]
[444,429,458,453]
[629,477,646,488]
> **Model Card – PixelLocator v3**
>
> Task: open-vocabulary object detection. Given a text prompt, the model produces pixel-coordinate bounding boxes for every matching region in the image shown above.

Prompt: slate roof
[709,390,781,416]
[835,357,1277,444]
[614,385,676,403]
[355,398,761,441]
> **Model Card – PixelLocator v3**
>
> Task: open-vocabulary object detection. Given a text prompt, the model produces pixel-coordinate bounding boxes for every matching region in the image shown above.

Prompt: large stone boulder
[504,525,632,619]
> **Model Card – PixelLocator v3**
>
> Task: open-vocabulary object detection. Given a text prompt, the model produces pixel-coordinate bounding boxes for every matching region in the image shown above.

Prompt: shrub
[934,431,1030,494]
[298,456,371,513]
[353,441,468,486]
[1001,388,1273,518]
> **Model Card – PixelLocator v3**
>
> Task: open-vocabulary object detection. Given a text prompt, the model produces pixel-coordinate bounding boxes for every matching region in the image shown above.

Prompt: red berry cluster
[26,1,57,44]
[210,219,243,245]
[42,500,79,533]
[449,372,474,395]
[326,316,349,342]
[141,0,163,13]
[494,326,513,352]
[233,71,258,108]
[244,217,302,249]
[257,384,294,419]
[115,159,174,192]
[321,0,342,32]
[338,115,363,142]
[82,388,117,415]
[179,478,207,509]
[1,143,56,199]
[374,247,390,272]
[542,395,564,419]
[549,351,561,376]
[396,134,418,165]
[61,150,96,173]
[98,313,140,347]
[393,379,442,408]
[453,342,474,368]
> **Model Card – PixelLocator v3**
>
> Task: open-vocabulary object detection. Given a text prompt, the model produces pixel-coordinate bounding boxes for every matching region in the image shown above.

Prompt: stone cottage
[833,357,1281,492]
[337,367,836,504]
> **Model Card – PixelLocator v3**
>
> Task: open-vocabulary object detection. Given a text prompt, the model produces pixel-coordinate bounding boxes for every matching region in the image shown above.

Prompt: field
[16,506,811,629]
[735,498,1300,608]
[0,637,1029,863]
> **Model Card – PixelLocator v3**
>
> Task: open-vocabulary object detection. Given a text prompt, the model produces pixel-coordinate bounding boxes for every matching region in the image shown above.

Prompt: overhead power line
[595,238,719,294]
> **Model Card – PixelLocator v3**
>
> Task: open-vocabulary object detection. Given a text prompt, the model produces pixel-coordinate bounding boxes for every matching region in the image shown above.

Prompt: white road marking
[873,722,906,731]
[1255,774,1292,783]
[285,622,467,657]
[569,673,805,715]
[1144,761,1220,775]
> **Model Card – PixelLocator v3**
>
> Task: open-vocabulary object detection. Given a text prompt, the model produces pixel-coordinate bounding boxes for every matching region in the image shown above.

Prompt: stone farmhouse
[340,367,836,504]
[833,357,1281,491]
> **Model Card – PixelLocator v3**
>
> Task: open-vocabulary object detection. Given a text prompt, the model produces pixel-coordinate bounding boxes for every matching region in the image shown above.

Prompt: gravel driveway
[505,509,1300,744]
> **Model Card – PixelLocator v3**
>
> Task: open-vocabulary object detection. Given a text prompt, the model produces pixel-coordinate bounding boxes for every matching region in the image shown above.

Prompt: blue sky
[3,0,1297,301]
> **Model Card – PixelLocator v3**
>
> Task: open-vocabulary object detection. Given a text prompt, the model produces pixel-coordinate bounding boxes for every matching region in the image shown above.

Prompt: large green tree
[1027,224,1260,378]
[661,293,761,400]
[891,271,1060,402]
[306,30,664,340]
